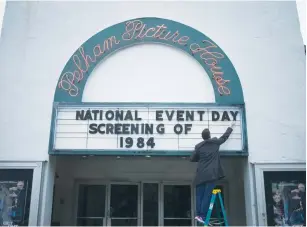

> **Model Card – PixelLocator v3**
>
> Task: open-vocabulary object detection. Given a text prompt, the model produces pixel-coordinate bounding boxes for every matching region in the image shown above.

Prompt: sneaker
[195,216,205,224]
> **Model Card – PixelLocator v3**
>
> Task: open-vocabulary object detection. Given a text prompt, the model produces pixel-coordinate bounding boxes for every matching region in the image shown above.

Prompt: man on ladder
[190,121,236,225]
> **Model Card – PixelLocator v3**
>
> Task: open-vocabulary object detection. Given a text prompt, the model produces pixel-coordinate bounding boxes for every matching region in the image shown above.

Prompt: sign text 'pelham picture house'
[58,19,232,98]
[53,106,244,152]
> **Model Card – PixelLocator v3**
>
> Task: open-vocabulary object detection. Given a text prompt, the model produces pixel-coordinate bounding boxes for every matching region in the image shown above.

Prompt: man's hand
[230,121,236,128]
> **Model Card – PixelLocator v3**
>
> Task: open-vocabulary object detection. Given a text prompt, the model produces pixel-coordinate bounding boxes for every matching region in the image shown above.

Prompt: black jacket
[190,127,233,186]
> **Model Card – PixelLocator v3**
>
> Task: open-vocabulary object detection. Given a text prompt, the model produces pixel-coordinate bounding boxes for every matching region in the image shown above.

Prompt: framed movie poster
[264,171,306,226]
[0,169,33,226]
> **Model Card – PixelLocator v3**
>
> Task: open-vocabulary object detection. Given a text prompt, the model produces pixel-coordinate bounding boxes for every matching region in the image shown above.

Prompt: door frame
[73,179,230,226]
[140,181,161,226]
[107,181,141,226]
[254,163,306,226]
[73,179,109,226]
[73,180,141,226]
[161,181,195,226]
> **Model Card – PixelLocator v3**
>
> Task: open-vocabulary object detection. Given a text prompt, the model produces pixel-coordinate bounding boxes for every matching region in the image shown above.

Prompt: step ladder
[204,189,229,227]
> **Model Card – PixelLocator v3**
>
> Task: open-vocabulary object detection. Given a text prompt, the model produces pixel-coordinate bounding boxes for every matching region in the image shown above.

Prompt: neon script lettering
[122,20,190,45]
[58,37,120,96]
[58,20,230,97]
[190,40,229,95]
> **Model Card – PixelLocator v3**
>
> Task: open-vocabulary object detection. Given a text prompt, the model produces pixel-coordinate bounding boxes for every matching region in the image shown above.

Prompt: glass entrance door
[75,182,227,226]
[108,184,139,226]
[76,184,107,226]
[142,183,159,226]
[163,184,192,226]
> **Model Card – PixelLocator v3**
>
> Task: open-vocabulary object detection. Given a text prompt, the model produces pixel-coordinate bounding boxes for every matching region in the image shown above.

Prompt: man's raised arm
[212,121,236,145]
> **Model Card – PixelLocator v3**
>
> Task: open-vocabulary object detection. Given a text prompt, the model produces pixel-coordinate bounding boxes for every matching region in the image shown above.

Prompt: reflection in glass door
[163,184,192,226]
[108,184,139,226]
[76,185,106,226]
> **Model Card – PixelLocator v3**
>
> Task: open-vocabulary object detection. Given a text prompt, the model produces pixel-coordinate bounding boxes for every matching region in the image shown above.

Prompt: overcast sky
[0,0,305,43]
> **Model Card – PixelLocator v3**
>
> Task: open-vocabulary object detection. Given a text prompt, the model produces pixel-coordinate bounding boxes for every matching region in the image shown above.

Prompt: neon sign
[58,19,230,97]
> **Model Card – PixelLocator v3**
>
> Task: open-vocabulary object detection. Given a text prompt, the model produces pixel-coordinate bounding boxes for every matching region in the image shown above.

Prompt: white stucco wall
[0,1,305,163]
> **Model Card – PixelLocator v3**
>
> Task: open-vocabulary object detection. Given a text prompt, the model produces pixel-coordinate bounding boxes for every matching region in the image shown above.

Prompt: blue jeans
[196,182,216,219]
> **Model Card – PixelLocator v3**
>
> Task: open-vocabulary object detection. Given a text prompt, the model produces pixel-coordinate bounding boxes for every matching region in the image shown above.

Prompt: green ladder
[204,189,229,227]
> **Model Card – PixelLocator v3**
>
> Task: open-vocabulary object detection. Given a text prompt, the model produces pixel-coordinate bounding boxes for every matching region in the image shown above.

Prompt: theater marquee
[49,17,248,156]
[51,104,245,154]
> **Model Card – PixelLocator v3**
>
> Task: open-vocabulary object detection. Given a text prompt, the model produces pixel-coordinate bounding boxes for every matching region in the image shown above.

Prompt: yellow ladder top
[212,189,221,194]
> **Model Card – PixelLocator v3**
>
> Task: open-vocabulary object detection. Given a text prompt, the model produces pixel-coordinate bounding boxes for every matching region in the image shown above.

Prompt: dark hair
[202,129,211,140]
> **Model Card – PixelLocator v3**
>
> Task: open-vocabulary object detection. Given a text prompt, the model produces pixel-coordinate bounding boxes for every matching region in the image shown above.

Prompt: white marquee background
[53,105,243,152]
